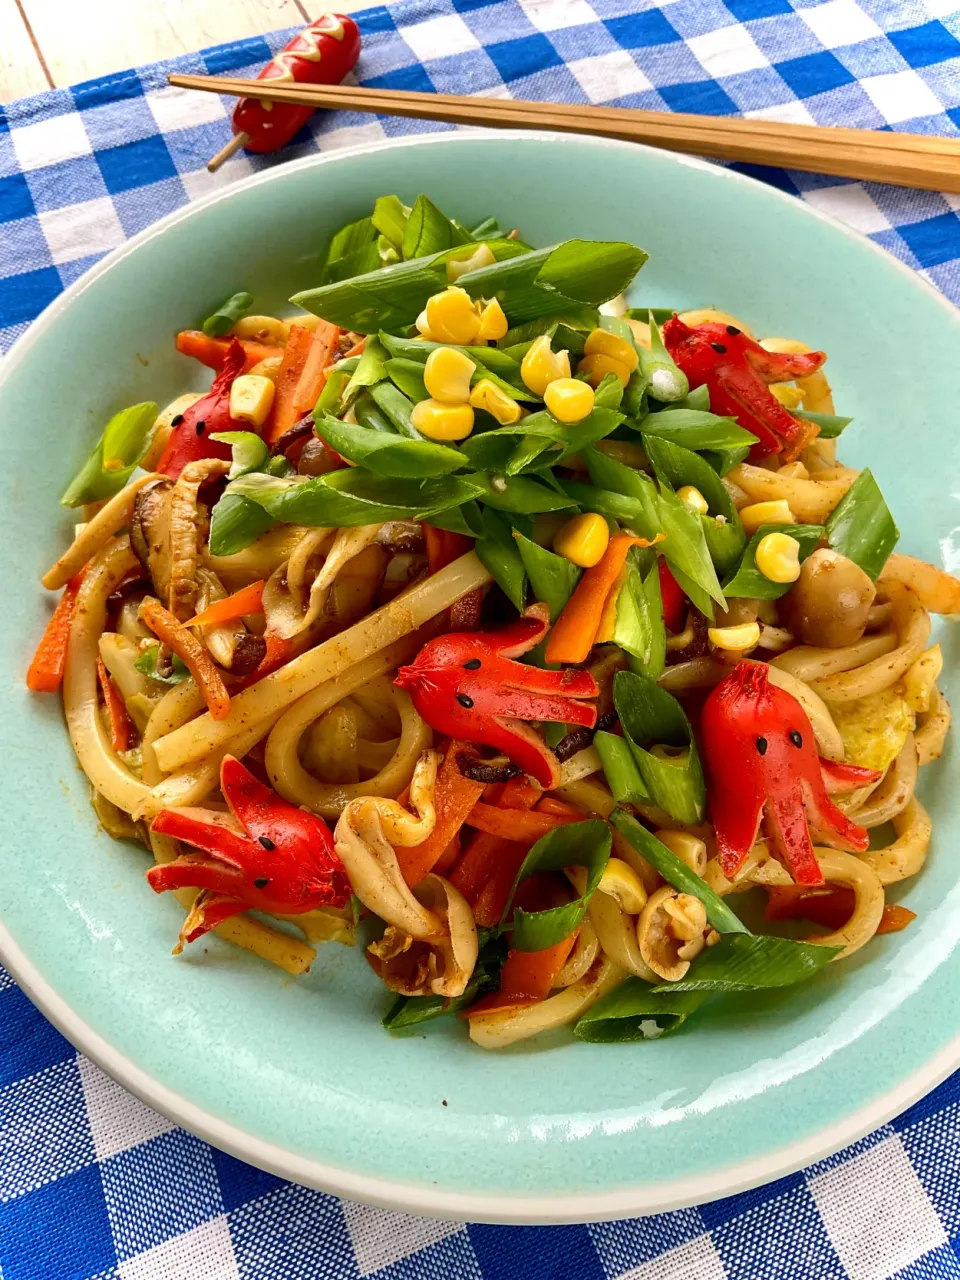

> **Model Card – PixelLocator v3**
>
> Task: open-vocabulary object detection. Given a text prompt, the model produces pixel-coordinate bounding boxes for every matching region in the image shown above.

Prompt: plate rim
[3,128,960,1224]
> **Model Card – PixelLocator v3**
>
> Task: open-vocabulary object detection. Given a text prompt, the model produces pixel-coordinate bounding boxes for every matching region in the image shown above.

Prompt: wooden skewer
[207,131,249,174]
[169,71,960,193]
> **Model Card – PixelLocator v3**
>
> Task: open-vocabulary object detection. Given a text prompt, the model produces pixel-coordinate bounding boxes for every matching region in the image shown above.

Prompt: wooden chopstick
[168,71,960,193]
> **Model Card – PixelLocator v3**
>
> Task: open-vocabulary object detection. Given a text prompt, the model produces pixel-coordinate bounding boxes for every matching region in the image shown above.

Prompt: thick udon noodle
[49,311,952,1045]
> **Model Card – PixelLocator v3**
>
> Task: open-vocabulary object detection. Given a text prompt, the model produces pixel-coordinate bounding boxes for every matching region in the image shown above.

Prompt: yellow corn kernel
[476,298,508,342]
[424,287,481,345]
[577,351,632,388]
[410,398,474,441]
[777,461,809,480]
[708,621,761,652]
[677,485,709,515]
[654,829,708,877]
[446,243,496,283]
[520,334,570,396]
[739,499,795,536]
[544,377,595,424]
[598,857,648,916]
[770,382,804,409]
[414,310,434,341]
[553,512,610,568]
[468,378,522,426]
[228,374,275,428]
[903,643,943,713]
[755,532,802,584]
[583,328,639,373]
[423,347,476,403]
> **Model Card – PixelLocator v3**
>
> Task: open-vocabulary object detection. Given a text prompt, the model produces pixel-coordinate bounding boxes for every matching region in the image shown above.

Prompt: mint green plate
[1,133,958,1223]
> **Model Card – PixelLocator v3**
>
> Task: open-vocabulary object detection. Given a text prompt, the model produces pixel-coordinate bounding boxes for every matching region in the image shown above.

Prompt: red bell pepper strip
[658,558,687,633]
[26,570,85,693]
[395,743,486,887]
[148,755,349,948]
[700,662,881,887]
[176,329,282,375]
[394,605,598,788]
[96,658,133,753]
[663,317,826,462]
[158,338,248,480]
[545,534,660,665]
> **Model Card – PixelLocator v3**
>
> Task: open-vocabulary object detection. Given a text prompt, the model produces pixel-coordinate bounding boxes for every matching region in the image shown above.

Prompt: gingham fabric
[2,0,960,1275]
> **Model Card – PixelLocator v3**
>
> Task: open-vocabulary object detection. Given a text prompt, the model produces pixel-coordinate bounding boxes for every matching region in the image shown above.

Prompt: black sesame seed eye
[756,736,768,755]
[258,836,275,851]
[789,730,803,748]
[463,658,481,670]
[170,414,184,427]
[195,420,206,435]
[726,325,741,336]
[710,342,727,354]
[456,693,474,709]
[254,876,269,889]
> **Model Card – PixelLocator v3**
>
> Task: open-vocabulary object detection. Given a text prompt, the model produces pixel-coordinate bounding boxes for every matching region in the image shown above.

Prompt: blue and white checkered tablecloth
[3,0,960,1275]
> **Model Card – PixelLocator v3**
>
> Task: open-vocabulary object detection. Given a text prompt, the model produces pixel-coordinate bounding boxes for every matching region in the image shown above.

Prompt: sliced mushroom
[131,477,174,599]
[168,459,231,620]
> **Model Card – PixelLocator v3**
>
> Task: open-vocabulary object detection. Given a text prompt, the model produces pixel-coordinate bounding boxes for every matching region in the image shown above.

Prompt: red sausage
[233,14,361,154]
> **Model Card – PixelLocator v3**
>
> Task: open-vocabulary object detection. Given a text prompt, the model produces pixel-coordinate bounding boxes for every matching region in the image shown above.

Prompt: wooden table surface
[1,0,368,102]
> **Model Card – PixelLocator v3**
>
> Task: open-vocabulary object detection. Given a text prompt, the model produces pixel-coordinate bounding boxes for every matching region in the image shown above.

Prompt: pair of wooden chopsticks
[168,70,960,192]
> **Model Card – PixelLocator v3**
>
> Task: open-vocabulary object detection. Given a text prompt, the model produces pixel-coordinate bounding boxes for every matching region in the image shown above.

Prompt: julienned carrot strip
[96,658,133,753]
[464,932,580,1017]
[26,570,85,693]
[397,744,486,887]
[141,600,231,721]
[424,525,472,573]
[432,831,462,875]
[268,326,315,443]
[877,904,916,934]
[471,840,532,928]
[343,338,366,359]
[184,580,265,629]
[545,533,658,665]
[536,796,581,819]
[464,802,580,843]
[291,320,342,420]
[176,330,282,375]
[450,832,514,902]
[500,775,542,809]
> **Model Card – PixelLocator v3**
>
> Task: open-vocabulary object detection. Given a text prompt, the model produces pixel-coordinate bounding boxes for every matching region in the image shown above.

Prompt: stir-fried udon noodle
[29,196,958,1048]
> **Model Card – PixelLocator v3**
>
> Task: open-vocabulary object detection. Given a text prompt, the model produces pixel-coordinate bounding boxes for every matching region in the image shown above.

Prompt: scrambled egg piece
[831,689,916,773]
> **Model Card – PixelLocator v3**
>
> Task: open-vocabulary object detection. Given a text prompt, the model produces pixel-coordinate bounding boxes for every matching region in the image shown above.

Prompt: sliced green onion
[342,336,388,405]
[824,468,899,580]
[369,382,421,439]
[574,980,707,1042]
[315,367,352,418]
[609,809,748,935]
[474,473,575,515]
[613,671,706,824]
[657,933,841,993]
[371,195,410,252]
[378,331,522,380]
[639,409,757,452]
[638,316,688,403]
[644,435,745,578]
[61,401,159,508]
[513,533,580,621]
[583,449,659,537]
[625,306,675,326]
[208,493,275,557]
[501,820,611,952]
[209,430,269,480]
[135,645,189,685]
[201,291,253,337]
[613,551,666,677]
[723,523,824,599]
[594,731,649,804]
[592,371,625,411]
[475,508,526,611]
[654,487,726,616]
[384,357,429,404]
[793,408,852,439]
[313,414,466,478]
[401,194,472,259]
